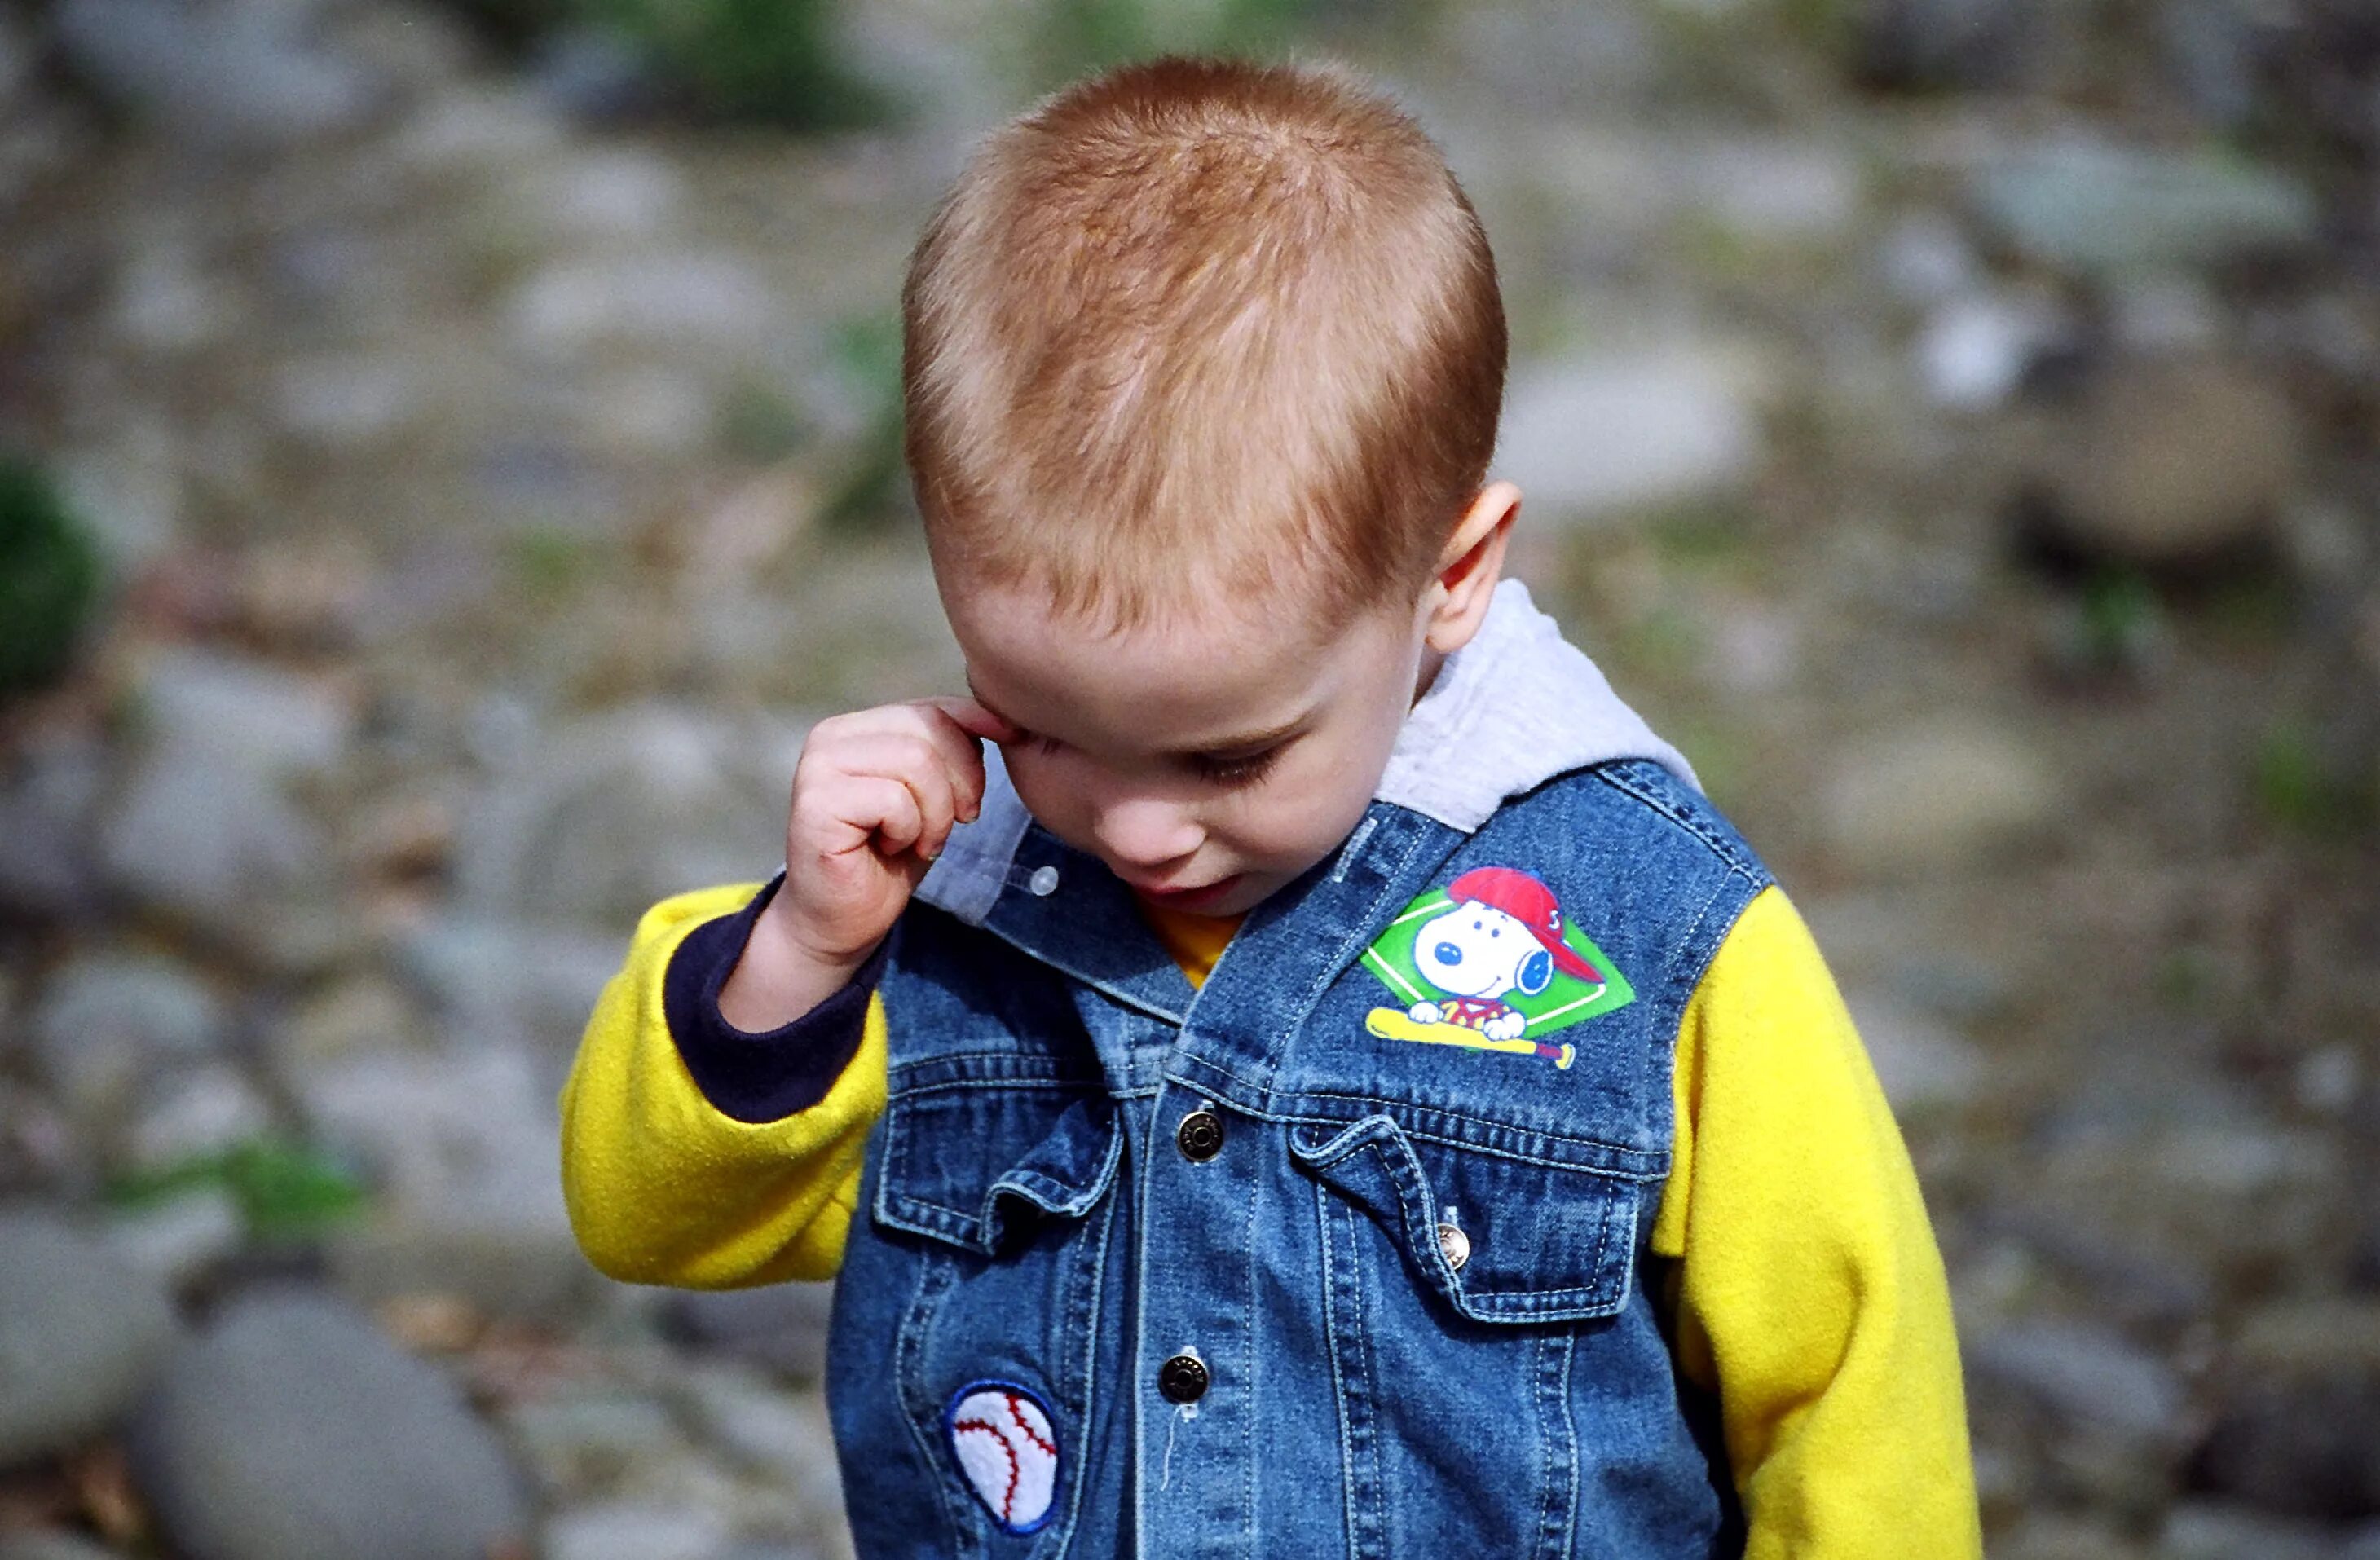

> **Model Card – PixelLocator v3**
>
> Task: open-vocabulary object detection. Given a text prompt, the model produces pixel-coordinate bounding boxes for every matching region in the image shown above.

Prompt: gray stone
[660,1284,834,1386]
[56,424,184,572]
[1967,1320,2188,1443]
[1822,723,2059,875]
[0,1207,178,1467]
[1916,291,2065,410]
[677,1364,835,1484]
[107,233,234,351]
[542,1502,734,1560]
[29,953,224,1126]
[118,1062,276,1171]
[452,707,799,931]
[0,1082,83,1197]
[507,252,782,359]
[104,1186,247,1289]
[398,913,629,1055]
[2159,1501,2352,1560]
[1492,346,1764,525]
[0,1533,129,1560]
[131,650,354,778]
[125,1289,530,1560]
[294,1043,588,1320]
[1853,0,2039,90]
[1840,989,1987,1114]
[55,0,380,145]
[1678,136,1865,247]
[271,354,426,447]
[99,743,330,931]
[503,1388,692,1499]
[0,735,107,918]
[2190,1302,2380,1519]
[1876,209,1983,306]
[1974,139,2318,279]
[2025,354,2303,565]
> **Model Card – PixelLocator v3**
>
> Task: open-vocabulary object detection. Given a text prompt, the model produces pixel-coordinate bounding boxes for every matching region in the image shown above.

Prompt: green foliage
[817,311,910,533]
[575,0,894,129]
[506,525,593,597]
[2078,566,2162,669]
[0,456,104,701]
[719,378,810,463]
[2251,716,2373,838]
[1028,0,1318,90]
[107,1136,372,1244]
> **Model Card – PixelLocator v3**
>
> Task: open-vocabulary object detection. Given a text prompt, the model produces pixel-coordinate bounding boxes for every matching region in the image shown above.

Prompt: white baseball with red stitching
[949,1385,1058,1530]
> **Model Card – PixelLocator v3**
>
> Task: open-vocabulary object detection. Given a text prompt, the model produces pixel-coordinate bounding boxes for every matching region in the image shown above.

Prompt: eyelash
[1025,734,1283,787]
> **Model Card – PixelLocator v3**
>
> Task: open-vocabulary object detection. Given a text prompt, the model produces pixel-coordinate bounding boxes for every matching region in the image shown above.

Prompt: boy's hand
[720,697,1020,1033]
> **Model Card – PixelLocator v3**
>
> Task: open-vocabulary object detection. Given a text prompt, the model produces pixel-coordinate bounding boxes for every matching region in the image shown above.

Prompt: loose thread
[1157,1400,1198,1492]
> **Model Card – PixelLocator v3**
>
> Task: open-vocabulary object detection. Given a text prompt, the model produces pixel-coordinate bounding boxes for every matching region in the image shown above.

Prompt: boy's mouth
[1132,874,1244,912]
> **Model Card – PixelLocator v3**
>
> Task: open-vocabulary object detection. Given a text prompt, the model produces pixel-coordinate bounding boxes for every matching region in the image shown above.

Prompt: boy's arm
[558,876,888,1289]
[1651,884,1982,1558]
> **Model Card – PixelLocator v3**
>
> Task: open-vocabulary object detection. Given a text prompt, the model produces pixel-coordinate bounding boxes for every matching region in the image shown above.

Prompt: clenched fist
[718,697,1020,1033]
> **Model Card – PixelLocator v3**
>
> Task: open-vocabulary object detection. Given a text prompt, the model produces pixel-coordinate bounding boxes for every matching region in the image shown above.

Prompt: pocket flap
[1289,1113,1642,1324]
[875,1060,1121,1256]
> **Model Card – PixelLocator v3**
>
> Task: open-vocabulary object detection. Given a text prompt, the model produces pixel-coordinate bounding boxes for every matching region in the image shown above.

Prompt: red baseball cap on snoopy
[1446,866,1602,985]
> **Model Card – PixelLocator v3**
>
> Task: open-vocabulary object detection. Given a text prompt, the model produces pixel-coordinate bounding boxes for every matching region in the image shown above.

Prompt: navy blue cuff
[661,871,888,1125]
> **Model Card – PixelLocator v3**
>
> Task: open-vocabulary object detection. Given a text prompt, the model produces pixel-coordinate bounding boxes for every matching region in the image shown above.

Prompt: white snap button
[1028,865,1060,897]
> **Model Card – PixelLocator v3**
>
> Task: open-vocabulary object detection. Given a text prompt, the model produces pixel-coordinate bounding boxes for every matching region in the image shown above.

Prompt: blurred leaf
[0,455,105,701]
[719,379,809,462]
[506,526,592,597]
[1029,0,1318,88]
[2080,566,2162,668]
[818,311,910,533]
[105,1136,370,1243]
[2252,716,2372,837]
[572,0,896,129]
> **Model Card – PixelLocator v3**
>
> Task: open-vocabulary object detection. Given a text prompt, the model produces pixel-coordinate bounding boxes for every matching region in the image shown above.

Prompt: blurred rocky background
[1,0,2378,1554]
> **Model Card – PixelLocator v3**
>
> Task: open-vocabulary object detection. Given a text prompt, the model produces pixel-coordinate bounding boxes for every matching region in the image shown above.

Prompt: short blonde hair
[901,54,1507,628]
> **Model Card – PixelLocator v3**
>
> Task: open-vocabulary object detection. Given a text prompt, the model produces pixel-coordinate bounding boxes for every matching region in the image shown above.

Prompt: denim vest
[824,584,1772,1558]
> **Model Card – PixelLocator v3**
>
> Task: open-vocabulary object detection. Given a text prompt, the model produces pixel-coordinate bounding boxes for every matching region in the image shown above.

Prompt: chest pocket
[873,1053,1122,1254]
[1288,1111,1650,1324]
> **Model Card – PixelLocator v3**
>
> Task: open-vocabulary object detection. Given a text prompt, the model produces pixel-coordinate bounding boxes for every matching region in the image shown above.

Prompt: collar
[916,578,1696,927]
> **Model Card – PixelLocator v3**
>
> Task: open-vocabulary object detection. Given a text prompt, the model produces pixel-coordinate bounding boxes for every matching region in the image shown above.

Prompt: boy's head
[902,55,1520,917]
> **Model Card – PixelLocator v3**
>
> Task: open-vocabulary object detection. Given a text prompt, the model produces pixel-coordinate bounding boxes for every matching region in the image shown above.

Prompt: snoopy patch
[945,1379,1060,1534]
[1360,866,1633,1069]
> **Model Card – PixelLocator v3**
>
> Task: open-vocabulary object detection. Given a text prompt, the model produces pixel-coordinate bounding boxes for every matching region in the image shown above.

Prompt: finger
[904,702,1000,822]
[920,694,1024,747]
[849,774,925,856]
[796,772,923,859]
[822,736,958,857]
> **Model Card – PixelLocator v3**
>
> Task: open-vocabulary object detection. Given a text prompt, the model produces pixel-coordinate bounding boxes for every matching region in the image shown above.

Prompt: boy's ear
[1422,480,1521,654]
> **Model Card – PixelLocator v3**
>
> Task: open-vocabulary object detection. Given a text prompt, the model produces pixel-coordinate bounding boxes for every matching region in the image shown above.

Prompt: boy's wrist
[718,892,879,1033]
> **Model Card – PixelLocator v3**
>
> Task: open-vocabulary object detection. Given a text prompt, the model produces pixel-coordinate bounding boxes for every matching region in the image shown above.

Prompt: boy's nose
[1090,795,1203,872]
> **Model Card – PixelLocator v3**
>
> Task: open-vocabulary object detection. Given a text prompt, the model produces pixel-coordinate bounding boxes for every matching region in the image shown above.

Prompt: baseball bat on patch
[1364,1007,1575,1069]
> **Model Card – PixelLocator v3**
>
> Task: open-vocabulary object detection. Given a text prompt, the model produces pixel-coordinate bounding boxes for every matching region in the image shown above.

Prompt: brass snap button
[1158,1350,1209,1404]
[1436,1205,1470,1273]
[1175,1107,1223,1162]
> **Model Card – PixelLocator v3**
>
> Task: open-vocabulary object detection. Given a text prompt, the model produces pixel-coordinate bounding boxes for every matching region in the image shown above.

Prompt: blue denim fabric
[824,756,1773,1558]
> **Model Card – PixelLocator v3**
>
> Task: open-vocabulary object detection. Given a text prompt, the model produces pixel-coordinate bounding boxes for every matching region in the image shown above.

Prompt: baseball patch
[1360,865,1633,1069]
[944,1379,1060,1535]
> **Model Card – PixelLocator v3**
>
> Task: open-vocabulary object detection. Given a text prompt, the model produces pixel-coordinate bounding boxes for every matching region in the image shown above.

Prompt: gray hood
[918,578,1696,925]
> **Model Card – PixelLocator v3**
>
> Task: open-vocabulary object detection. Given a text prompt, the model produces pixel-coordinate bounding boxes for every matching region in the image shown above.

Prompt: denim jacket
[820,581,1773,1558]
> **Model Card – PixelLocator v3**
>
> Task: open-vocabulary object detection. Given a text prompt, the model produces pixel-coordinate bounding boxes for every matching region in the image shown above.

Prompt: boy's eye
[1188,744,1285,786]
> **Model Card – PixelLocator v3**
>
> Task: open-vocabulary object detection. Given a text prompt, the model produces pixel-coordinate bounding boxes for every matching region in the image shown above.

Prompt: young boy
[560,55,1981,1558]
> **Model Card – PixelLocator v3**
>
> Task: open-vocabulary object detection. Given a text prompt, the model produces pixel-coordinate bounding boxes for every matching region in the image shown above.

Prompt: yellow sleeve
[557,882,888,1289]
[1650,884,1981,1558]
